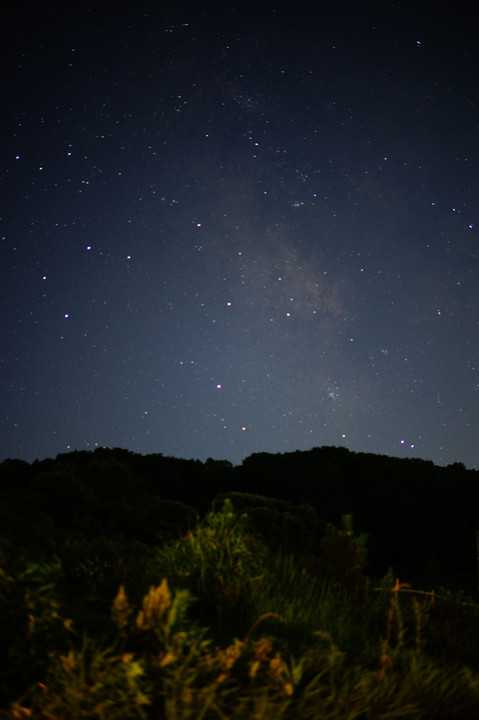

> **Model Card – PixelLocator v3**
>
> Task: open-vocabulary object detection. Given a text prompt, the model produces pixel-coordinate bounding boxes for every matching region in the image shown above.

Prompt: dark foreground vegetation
[1,445,479,718]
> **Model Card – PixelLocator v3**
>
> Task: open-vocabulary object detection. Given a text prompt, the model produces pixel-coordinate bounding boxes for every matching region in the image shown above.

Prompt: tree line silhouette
[1,445,477,590]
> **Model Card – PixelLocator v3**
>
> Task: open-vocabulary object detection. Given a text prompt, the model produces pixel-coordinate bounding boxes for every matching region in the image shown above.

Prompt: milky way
[1,3,479,467]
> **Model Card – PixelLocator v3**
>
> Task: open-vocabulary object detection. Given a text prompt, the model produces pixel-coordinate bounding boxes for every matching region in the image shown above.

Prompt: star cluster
[1,3,479,467]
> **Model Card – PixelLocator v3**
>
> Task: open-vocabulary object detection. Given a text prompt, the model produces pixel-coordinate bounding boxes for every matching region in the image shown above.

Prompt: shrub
[156,499,268,609]
[0,559,71,706]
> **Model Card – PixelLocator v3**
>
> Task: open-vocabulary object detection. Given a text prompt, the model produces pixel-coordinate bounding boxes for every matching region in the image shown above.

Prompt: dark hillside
[1,446,478,589]
[236,448,479,588]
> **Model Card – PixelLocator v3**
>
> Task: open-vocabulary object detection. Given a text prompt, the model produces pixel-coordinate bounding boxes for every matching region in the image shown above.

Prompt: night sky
[2,2,479,468]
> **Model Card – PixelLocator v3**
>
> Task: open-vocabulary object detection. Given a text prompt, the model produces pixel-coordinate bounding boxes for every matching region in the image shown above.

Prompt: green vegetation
[1,446,479,717]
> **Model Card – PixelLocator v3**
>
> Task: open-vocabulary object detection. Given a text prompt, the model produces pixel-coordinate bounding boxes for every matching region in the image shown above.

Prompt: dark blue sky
[2,2,479,467]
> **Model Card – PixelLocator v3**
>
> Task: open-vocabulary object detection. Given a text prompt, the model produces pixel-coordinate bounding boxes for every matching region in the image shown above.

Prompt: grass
[2,500,479,718]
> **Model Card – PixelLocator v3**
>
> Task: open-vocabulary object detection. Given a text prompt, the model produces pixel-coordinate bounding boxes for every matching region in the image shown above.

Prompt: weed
[4,505,479,718]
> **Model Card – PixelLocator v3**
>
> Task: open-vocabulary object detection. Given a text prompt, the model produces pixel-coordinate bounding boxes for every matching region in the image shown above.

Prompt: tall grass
[3,501,479,718]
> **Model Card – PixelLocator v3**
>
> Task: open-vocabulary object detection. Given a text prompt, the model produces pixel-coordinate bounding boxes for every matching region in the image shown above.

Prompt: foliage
[4,567,479,719]
[316,513,369,587]
[156,499,267,610]
[10,636,151,720]
[212,491,324,557]
[1,444,478,588]
[0,559,72,706]
[2,449,479,718]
